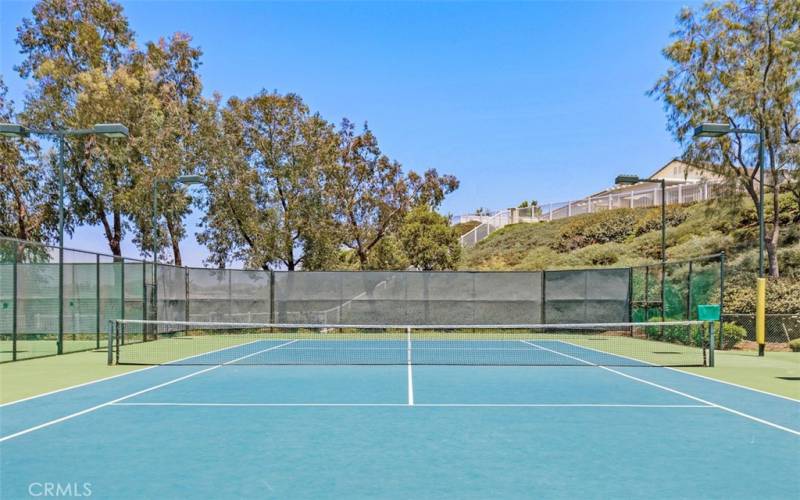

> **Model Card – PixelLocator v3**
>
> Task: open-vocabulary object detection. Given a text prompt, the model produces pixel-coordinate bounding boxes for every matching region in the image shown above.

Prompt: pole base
[758,344,765,357]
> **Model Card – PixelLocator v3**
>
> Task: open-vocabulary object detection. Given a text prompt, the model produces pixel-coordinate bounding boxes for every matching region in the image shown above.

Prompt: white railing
[460,182,717,248]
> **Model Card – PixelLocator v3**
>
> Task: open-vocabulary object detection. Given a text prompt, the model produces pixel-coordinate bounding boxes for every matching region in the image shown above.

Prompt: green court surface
[0,336,105,362]
[679,350,800,399]
[0,350,141,404]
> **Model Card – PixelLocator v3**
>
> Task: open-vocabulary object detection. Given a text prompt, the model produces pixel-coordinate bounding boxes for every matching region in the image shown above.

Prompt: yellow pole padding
[756,277,766,356]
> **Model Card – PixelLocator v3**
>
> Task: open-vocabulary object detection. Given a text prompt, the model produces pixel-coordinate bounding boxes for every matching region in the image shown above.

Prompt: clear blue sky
[1,0,698,267]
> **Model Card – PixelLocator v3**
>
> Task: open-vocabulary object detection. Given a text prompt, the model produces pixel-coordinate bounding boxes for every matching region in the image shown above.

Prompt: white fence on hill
[459,181,718,248]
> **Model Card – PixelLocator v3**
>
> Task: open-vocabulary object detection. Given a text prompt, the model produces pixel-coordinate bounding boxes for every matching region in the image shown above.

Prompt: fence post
[644,266,650,320]
[719,252,725,350]
[228,269,233,322]
[269,270,275,325]
[96,254,100,349]
[686,261,693,321]
[119,258,125,344]
[541,270,547,324]
[12,244,18,361]
[627,267,633,322]
[184,267,190,334]
[142,261,147,342]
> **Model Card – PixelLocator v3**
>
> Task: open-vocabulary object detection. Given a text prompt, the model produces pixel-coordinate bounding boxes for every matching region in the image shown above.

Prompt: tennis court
[1,322,798,499]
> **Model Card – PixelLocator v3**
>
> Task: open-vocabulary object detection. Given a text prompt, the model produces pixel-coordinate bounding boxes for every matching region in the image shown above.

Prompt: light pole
[151,175,204,326]
[0,123,129,354]
[615,175,667,322]
[694,122,766,356]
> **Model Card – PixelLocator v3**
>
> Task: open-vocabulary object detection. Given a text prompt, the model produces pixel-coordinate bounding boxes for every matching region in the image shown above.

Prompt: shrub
[789,339,800,352]
[719,322,747,350]
[644,317,698,346]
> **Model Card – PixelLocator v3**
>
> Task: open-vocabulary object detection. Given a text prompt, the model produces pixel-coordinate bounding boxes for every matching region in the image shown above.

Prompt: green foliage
[199,91,340,270]
[13,0,208,260]
[398,207,461,270]
[329,120,459,269]
[723,274,800,314]
[9,0,461,268]
[570,243,625,266]
[720,322,747,350]
[789,338,800,352]
[553,206,689,253]
[644,317,703,347]
[0,76,56,242]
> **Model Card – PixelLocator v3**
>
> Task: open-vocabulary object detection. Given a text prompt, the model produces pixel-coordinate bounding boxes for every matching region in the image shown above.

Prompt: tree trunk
[357,247,368,270]
[110,210,122,256]
[166,216,182,266]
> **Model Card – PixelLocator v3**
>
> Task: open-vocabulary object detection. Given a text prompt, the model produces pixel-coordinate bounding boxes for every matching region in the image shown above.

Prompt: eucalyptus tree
[199,92,341,270]
[328,119,459,270]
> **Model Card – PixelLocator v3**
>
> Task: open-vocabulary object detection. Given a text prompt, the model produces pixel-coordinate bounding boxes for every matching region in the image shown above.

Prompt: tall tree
[199,92,340,270]
[15,0,140,256]
[0,76,57,241]
[126,34,206,266]
[328,119,459,270]
[650,0,799,277]
[15,0,205,261]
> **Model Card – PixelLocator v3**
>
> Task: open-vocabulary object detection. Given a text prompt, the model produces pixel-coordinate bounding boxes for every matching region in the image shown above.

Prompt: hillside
[460,194,800,314]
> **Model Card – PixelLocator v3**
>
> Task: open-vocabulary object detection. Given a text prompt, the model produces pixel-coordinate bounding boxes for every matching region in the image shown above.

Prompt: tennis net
[109,319,713,367]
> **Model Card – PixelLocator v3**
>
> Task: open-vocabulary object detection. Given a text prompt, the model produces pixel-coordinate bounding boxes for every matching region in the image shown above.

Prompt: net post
[708,321,715,367]
[107,320,114,365]
[115,321,121,364]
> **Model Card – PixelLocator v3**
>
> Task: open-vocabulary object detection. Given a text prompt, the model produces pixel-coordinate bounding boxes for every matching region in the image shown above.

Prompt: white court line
[110,402,713,408]
[0,340,299,443]
[519,340,800,437]
[406,328,414,406]
[539,335,800,404]
[551,338,800,403]
[1,337,276,407]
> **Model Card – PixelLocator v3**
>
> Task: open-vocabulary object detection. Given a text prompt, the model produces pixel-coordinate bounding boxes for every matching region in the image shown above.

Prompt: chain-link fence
[722,313,800,344]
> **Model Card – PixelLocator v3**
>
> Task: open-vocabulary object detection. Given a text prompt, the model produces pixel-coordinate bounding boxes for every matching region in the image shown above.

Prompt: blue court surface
[1,339,798,499]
